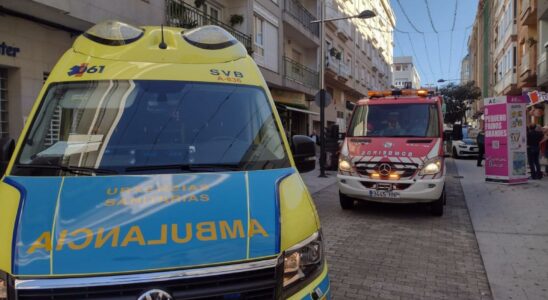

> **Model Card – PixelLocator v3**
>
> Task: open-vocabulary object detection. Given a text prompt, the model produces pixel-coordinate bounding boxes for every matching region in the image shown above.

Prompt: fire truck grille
[355,162,419,179]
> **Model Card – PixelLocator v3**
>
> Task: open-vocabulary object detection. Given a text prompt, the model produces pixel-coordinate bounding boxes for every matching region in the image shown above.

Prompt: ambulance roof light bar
[367,89,431,98]
[83,20,144,46]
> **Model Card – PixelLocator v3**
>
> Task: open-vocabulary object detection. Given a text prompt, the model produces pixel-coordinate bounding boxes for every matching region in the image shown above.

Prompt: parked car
[451,125,479,158]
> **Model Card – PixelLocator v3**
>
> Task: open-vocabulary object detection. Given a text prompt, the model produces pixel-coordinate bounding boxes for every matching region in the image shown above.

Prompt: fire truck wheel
[430,190,445,216]
[339,191,355,210]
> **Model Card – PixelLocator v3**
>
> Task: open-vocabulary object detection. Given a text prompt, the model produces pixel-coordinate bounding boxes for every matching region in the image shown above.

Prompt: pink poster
[483,96,528,184]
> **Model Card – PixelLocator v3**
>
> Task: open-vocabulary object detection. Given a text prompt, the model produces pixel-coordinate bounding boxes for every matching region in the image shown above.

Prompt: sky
[388,0,479,87]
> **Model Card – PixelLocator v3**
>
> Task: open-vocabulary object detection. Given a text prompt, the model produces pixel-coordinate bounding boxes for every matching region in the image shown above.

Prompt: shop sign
[483,96,528,184]
[270,89,307,108]
[0,41,20,58]
[526,90,548,106]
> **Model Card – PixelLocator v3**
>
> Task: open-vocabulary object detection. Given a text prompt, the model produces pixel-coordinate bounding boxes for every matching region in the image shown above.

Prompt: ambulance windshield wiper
[125,163,242,173]
[14,163,119,175]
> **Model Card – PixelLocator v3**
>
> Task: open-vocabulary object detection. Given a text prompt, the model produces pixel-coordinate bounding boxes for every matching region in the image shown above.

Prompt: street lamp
[312,3,376,178]
[437,78,460,83]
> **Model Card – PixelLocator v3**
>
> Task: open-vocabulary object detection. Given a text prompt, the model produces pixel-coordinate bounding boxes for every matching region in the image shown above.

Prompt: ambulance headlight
[283,232,324,292]
[419,157,442,175]
[182,25,238,49]
[83,20,144,46]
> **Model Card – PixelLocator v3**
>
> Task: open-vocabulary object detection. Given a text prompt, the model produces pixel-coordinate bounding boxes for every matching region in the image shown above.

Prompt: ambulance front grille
[13,264,279,300]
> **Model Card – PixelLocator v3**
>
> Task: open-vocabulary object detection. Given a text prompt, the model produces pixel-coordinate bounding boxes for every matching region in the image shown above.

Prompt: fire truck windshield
[348,103,440,138]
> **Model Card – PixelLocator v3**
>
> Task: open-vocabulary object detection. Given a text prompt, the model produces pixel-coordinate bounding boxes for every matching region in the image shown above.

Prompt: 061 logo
[68,63,105,77]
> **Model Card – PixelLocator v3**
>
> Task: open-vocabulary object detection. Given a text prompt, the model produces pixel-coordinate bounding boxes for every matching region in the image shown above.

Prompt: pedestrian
[541,125,548,176]
[309,130,318,145]
[526,124,543,179]
[476,130,485,167]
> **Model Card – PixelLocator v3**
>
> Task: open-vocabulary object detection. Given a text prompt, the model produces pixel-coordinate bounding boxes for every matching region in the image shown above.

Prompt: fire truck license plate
[369,190,400,198]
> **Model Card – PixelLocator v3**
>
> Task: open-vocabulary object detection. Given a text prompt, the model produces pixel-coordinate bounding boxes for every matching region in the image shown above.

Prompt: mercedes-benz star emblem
[137,289,173,300]
[378,163,392,176]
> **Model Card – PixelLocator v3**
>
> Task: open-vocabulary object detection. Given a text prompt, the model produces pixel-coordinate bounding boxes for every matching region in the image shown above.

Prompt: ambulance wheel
[430,190,445,216]
[452,147,459,159]
[339,192,355,210]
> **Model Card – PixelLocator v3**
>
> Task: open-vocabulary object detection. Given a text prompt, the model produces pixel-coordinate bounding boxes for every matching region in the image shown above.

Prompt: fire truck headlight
[338,158,352,172]
[419,158,442,175]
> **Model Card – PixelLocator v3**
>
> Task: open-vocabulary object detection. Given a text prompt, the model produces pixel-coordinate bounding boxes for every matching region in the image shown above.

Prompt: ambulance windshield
[348,103,440,138]
[13,80,290,176]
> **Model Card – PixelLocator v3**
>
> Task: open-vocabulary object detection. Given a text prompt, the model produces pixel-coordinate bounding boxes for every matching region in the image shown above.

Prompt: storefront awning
[278,105,319,116]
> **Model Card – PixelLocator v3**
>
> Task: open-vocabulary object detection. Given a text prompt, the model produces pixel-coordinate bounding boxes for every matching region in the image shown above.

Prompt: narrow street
[307,159,492,299]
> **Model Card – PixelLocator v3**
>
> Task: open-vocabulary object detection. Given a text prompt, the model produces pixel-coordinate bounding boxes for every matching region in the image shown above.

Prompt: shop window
[0,69,7,138]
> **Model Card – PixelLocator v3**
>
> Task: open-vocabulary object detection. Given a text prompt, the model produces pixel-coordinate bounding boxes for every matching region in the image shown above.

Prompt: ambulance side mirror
[0,138,15,176]
[291,135,316,173]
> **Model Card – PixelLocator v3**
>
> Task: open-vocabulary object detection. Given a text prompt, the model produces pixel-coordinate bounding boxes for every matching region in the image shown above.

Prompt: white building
[392,56,420,89]
[0,0,164,139]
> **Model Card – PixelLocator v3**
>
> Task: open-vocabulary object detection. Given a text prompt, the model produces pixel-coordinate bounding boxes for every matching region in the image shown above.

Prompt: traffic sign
[314,90,332,108]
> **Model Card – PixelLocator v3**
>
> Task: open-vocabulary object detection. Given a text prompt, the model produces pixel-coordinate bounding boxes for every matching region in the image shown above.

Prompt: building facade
[0,0,165,139]
[467,0,547,127]
[392,56,420,89]
[307,0,395,135]
[536,0,547,127]
[0,0,395,141]
[461,54,471,83]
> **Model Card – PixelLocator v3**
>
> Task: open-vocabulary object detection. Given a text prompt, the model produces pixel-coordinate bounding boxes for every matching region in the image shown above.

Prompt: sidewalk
[300,162,337,195]
[454,159,548,300]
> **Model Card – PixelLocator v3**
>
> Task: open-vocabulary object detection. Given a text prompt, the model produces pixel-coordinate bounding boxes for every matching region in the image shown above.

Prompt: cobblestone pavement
[313,159,492,299]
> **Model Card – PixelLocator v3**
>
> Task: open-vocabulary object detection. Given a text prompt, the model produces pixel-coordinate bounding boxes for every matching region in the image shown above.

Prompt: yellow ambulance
[0,21,329,300]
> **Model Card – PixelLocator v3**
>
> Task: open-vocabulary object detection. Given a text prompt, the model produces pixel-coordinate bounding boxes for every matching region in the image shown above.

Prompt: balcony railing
[283,57,319,89]
[165,0,252,52]
[494,71,517,94]
[495,24,517,55]
[284,0,319,37]
[326,55,351,79]
[521,0,531,17]
[520,52,530,75]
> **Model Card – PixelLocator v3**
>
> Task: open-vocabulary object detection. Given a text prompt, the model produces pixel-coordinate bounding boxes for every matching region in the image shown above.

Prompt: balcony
[284,0,319,37]
[494,71,517,95]
[495,24,517,56]
[165,0,252,53]
[538,50,548,87]
[326,55,350,81]
[520,53,529,75]
[283,57,319,89]
[520,0,537,26]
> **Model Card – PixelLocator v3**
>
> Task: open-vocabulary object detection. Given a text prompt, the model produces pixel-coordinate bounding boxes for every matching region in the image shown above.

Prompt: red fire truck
[337,89,446,216]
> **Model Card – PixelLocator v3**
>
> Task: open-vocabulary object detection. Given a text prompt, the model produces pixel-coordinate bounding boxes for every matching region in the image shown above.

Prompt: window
[395,65,401,71]
[202,2,222,22]
[348,104,440,138]
[254,16,264,57]
[0,69,7,138]
[253,12,278,72]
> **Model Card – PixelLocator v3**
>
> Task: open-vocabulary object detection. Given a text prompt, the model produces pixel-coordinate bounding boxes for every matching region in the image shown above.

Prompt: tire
[431,189,445,216]
[452,147,460,159]
[339,191,355,210]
